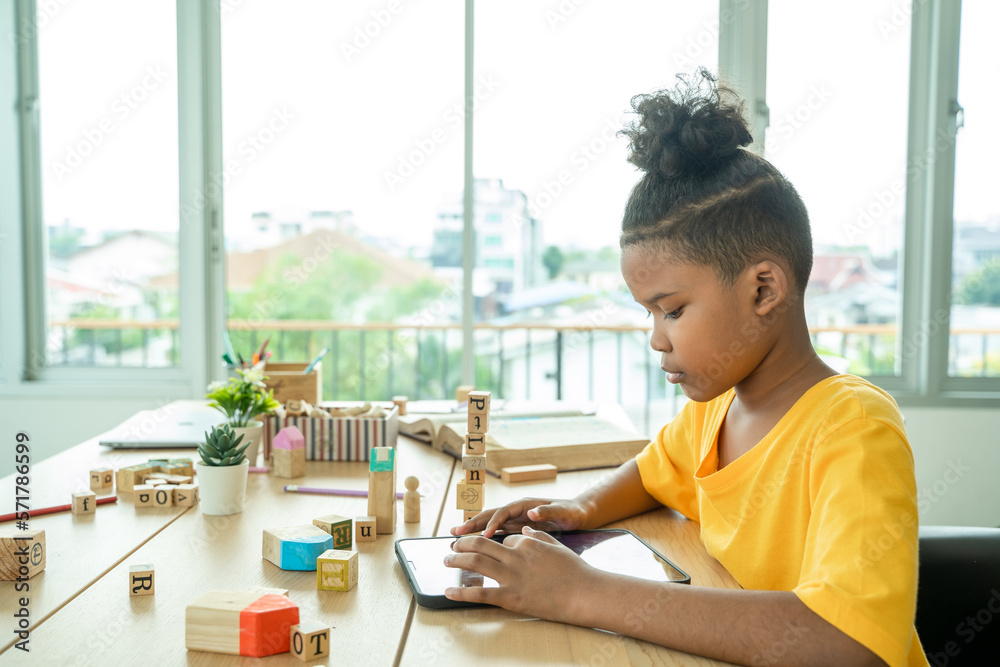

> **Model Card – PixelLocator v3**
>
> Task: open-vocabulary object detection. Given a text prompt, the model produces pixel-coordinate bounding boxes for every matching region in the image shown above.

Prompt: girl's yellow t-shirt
[636,374,929,667]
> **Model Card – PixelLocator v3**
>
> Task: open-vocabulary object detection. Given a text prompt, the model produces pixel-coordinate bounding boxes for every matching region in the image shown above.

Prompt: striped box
[262,405,398,462]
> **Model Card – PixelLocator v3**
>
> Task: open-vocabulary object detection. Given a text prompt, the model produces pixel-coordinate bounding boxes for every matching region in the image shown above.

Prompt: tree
[542,245,564,280]
[957,258,1000,306]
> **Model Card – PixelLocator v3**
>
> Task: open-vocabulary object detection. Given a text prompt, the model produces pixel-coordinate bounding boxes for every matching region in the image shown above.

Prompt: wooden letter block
[455,384,475,403]
[90,467,113,491]
[501,464,559,484]
[143,478,167,487]
[465,468,484,484]
[316,549,358,592]
[312,514,352,550]
[467,390,490,434]
[463,509,479,522]
[456,481,484,511]
[0,528,45,580]
[403,476,420,523]
[186,591,299,657]
[129,564,155,596]
[153,484,176,507]
[291,621,330,661]
[262,526,333,571]
[71,490,97,515]
[465,433,486,455]
[272,426,306,478]
[462,455,486,471]
[163,458,194,477]
[134,485,155,508]
[355,516,376,543]
[174,484,200,506]
[367,447,396,534]
[116,463,156,493]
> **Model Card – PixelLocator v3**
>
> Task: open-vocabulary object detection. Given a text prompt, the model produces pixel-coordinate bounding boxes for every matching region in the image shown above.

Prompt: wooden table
[0,423,739,666]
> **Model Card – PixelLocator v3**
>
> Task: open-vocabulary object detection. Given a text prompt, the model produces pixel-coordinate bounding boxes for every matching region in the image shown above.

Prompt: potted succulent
[195,424,250,515]
[205,366,280,466]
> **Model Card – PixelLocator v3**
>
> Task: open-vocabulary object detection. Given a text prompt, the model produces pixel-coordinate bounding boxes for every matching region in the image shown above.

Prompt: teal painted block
[263,526,334,571]
[369,447,394,472]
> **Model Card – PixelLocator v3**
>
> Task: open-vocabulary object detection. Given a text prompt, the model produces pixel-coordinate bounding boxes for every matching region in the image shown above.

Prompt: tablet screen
[396,530,689,608]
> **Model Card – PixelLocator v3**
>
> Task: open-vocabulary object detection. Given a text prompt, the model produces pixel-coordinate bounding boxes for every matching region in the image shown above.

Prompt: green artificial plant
[199,424,249,467]
[205,366,281,427]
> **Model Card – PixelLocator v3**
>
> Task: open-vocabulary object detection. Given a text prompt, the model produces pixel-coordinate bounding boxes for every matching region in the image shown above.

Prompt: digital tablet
[395,529,690,609]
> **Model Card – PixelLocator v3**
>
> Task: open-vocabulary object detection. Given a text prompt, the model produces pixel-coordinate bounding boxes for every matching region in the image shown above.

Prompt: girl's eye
[664,308,682,320]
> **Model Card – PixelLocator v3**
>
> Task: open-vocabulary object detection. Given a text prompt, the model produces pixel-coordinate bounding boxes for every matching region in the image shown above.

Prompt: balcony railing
[45,320,1000,435]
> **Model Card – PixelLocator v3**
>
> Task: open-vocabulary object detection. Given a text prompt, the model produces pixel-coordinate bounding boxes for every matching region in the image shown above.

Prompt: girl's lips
[663,370,684,384]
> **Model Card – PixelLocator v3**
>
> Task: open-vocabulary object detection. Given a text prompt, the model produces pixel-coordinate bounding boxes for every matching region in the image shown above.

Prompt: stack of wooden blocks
[456,391,489,521]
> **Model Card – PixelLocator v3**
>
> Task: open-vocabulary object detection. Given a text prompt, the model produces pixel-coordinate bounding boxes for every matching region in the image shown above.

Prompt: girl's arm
[445,529,886,667]
[451,459,663,537]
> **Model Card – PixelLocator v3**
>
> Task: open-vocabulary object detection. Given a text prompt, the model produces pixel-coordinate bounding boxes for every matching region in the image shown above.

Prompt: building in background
[430,178,543,312]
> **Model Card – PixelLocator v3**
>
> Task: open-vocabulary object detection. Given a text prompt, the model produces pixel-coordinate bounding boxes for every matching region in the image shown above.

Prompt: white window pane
[38,0,179,367]
[475,0,717,428]
[767,0,910,377]
[221,1,463,398]
[950,0,1000,378]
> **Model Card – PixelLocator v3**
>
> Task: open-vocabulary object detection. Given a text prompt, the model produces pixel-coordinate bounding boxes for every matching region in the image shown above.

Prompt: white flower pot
[232,420,263,467]
[195,460,249,516]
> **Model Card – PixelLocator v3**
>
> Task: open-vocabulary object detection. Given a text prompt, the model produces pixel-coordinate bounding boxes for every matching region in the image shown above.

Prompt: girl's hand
[443,526,606,623]
[450,498,590,538]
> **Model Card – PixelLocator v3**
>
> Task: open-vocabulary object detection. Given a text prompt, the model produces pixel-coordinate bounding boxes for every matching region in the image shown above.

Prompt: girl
[448,69,927,667]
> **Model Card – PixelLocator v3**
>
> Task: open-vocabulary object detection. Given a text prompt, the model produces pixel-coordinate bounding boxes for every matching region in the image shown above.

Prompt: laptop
[99,405,224,449]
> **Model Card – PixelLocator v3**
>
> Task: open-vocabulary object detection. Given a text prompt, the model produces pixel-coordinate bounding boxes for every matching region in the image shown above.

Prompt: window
[766,0,910,378]
[949,0,1000,378]
[36,0,180,369]
[3,0,997,409]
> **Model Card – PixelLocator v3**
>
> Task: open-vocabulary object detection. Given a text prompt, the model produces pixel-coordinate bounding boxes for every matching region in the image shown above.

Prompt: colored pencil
[284,485,404,499]
[256,336,271,361]
[0,495,118,523]
[302,348,329,375]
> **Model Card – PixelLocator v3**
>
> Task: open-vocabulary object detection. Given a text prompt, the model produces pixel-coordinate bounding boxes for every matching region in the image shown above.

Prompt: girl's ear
[749,260,788,316]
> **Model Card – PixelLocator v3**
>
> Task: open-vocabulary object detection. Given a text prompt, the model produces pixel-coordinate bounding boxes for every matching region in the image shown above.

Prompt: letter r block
[129,564,155,596]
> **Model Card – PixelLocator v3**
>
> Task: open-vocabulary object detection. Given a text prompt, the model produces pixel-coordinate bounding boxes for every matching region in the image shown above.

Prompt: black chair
[916,525,1000,666]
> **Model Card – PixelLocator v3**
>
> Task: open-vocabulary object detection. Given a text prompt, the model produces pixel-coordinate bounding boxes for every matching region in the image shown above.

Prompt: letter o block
[291,621,330,661]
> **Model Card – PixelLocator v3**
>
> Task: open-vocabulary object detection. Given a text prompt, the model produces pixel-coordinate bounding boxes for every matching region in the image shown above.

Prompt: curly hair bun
[623,68,753,179]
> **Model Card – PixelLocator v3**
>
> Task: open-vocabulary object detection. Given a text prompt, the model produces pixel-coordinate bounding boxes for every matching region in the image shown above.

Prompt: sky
[36,0,998,257]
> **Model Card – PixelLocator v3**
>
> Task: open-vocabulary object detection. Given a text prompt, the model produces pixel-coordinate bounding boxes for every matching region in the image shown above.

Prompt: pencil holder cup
[262,362,322,405]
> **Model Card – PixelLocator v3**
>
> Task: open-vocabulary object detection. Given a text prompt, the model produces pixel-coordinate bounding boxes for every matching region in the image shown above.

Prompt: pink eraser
[273,426,305,450]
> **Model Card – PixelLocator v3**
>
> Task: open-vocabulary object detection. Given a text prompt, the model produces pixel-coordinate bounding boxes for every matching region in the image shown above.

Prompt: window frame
[1,0,996,405]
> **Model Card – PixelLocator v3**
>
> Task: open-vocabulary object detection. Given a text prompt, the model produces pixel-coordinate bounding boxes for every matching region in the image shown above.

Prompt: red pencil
[0,495,118,522]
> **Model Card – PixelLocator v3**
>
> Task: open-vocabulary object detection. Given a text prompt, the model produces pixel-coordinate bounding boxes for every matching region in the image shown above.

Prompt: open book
[398,401,590,450]
[437,416,650,474]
